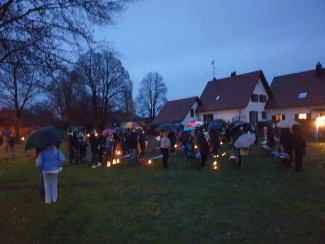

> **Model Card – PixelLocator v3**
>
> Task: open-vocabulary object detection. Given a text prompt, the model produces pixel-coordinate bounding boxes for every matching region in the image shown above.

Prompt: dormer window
[216,95,221,101]
[298,92,307,99]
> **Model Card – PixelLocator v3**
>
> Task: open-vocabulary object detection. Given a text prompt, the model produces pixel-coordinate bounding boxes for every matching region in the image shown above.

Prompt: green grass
[1,138,325,243]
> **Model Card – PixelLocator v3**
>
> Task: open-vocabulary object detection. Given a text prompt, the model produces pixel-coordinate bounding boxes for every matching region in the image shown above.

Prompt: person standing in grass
[36,144,65,204]
[197,129,209,168]
[291,124,307,172]
[160,130,171,168]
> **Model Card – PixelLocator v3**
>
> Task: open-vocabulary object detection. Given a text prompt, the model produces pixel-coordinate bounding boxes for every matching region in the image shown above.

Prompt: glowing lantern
[86,133,90,138]
[107,161,111,167]
[117,159,120,164]
[174,144,177,148]
[222,152,226,157]
[116,150,121,155]
[21,137,25,141]
[214,165,218,170]
[112,159,116,165]
[220,142,223,145]
[213,161,217,166]
[194,145,198,149]
[95,133,98,137]
[217,154,220,158]
[148,159,152,165]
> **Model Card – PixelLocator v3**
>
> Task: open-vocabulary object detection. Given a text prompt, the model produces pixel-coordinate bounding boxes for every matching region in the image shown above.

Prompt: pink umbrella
[102,129,116,135]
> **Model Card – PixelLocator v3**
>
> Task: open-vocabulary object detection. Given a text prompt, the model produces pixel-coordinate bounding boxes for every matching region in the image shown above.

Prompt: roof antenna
[212,60,216,80]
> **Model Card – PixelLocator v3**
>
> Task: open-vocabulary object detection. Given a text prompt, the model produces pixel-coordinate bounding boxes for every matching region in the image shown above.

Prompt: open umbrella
[229,122,250,135]
[102,129,116,135]
[185,122,198,127]
[207,119,226,130]
[114,127,125,132]
[155,123,180,132]
[1,130,12,135]
[183,126,196,131]
[276,119,299,128]
[234,133,256,148]
[121,122,142,129]
[22,126,65,151]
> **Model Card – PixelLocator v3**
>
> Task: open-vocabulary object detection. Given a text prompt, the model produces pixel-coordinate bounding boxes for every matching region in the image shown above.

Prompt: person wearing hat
[291,124,307,172]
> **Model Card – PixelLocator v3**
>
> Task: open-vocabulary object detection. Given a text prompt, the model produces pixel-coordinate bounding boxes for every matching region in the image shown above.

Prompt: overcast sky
[95,0,325,101]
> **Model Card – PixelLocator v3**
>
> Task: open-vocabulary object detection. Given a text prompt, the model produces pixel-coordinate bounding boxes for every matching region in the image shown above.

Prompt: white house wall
[243,78,268,122]
[267,105,325,120]
[183,101,199,122]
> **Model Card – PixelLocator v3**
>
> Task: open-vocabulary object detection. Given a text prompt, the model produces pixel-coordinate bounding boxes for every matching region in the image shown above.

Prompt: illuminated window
[273,115,285,121]
[298,113,307,120]
[216,95,220,101]
[298,92,307,99]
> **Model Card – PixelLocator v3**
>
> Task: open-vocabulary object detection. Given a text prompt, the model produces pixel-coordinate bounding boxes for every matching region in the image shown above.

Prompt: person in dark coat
[89,130,99,166]
[127,129,138,165]
[279,128,294,166]
[138,130,146,163]
[168,130,176,153]
[197,130,210,168]
[97,135,106,165]
[291,124,307,172]
[209,130,219,155]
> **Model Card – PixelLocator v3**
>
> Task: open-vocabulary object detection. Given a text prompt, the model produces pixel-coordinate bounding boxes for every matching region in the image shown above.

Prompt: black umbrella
[207,119,226,131]
[22,126,65,151]
[155,123,180,132]
[1,130,12,135]
[228,122,250,135]
[114,127,125,132]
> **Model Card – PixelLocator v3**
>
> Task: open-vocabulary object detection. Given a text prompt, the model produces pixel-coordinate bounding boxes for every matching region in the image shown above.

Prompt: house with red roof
[265,62,325,122]
[196,70,272,124]
[152,97,200,124]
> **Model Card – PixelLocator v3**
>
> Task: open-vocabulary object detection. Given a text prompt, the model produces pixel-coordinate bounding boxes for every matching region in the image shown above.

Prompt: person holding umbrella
[36,143,65,204]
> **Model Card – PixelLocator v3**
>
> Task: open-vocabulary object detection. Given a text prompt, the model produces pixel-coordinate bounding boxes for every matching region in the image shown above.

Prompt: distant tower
[211,60,216,79]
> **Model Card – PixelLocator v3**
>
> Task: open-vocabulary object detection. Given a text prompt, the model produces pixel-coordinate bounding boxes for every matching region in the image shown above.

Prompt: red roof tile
[265,69,325,109]
[153,97,200,124]
[197,70,271,112]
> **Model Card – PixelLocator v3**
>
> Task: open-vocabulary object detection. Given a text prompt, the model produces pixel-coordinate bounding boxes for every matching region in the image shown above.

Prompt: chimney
[213,77,217,81]
[316,62,322,77]
[231,71,236,77]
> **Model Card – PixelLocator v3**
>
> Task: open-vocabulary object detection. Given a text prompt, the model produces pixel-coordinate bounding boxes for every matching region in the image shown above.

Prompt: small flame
[148,159,152,164]
[194,145,198,149]
[21,137,25,141]
[86,133,90,138]
[214,165,218,170]
[220,142,223,145]
[95,133,98,137]
[174,144,177,148]
[112,159,116,165]
[107,161,111,167]
[213,161,217,166]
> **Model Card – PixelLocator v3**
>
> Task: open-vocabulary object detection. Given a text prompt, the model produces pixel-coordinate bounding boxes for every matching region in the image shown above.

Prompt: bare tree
[47,69,89,127]
[0,54,45,142]
[136,72,167,120]
[76,49,131,131]
[0,0,134,65]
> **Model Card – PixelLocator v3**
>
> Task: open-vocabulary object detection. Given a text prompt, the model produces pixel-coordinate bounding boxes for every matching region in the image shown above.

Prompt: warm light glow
[214,165,218,170]
[95,133,98,137]
[112,159,116,165]
[213,155,217,158]
[148,159,152,164]
[222,152,226,157]
[217,154,220,158]
[174,144,177,148]
[194,145,198,149]
[117,159,120,164]
[298,113,307,120]
[116,150,121,155]
[316,116,325,127]
[21,137,25,141]
[107,161,111,167]
[220,142,223,145]
[213,161,217,166]
[87,133,90,138]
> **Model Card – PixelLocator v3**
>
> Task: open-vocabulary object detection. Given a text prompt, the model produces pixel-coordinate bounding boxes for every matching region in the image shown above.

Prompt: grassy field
[1,137,325,243]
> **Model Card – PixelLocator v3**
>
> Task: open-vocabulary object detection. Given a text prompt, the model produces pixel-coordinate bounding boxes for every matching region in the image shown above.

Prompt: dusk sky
[95,0,325,101]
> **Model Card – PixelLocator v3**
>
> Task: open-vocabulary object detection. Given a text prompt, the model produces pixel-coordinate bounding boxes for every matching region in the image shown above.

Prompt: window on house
[272,114,285,122]
[190,109,194,117]
[259,95,267,102]
[216,95,221,101]
[298,92,307,99]
[249,111,258,123]
[251,94,258,102]
[297,113,307,120]
[203,114,213,124]
[262,111,267,119]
